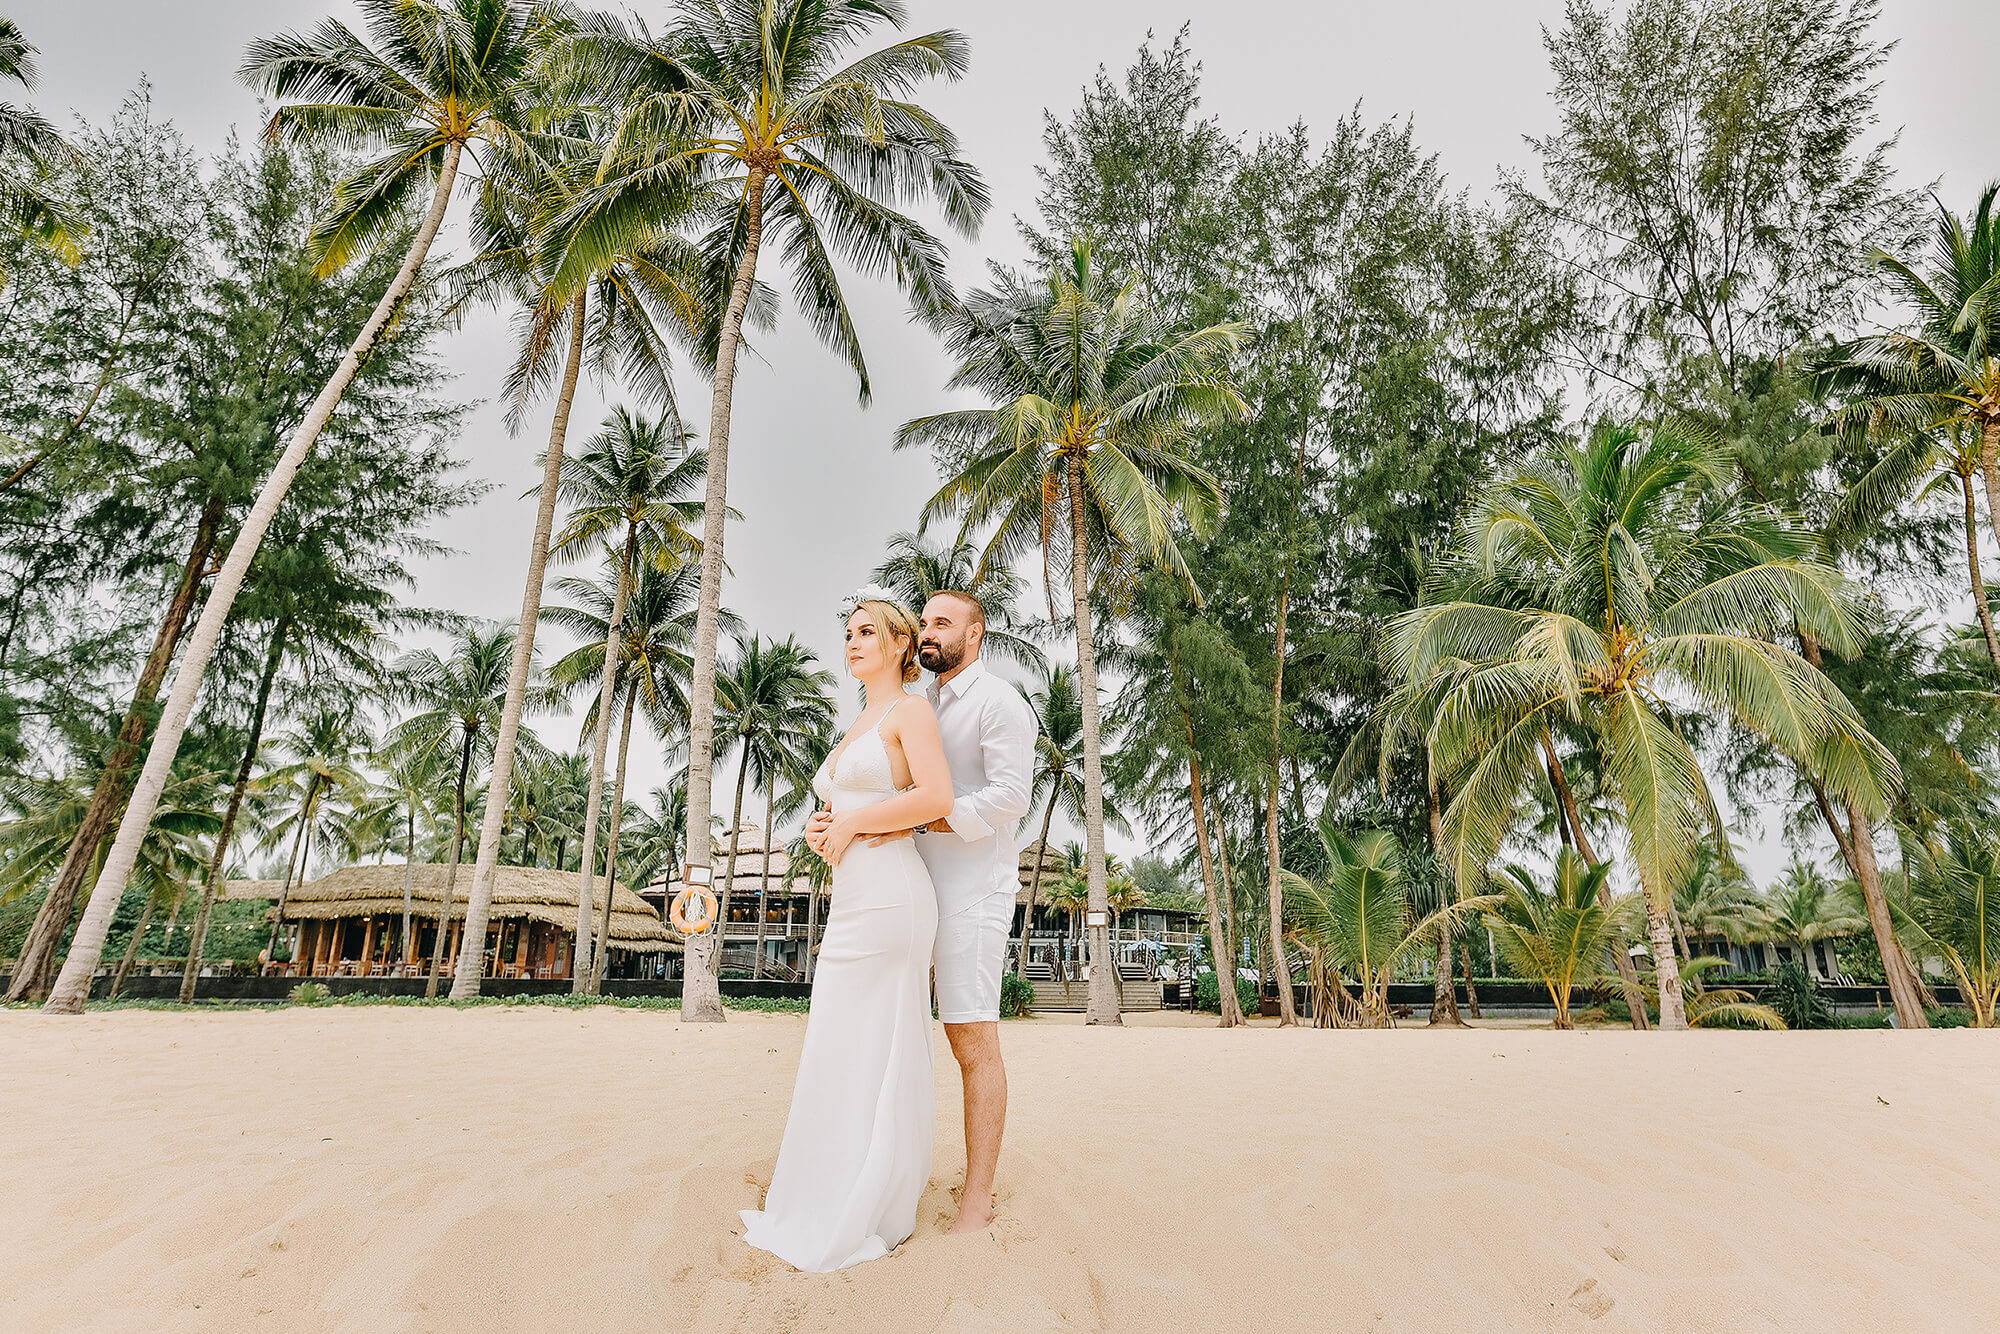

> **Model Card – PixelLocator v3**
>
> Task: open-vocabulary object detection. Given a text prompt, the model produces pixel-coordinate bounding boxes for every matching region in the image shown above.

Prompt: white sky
[18,1,1999,874]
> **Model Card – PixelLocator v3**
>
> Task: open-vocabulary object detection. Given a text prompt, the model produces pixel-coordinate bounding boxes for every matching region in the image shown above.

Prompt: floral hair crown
[838,583,903,621]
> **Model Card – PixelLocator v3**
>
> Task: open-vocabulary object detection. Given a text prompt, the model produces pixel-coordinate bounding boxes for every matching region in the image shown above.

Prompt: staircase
[1029,972,1163,1013]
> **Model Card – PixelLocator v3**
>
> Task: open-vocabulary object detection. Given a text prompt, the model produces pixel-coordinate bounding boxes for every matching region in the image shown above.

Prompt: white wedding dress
[739,711,939,1272]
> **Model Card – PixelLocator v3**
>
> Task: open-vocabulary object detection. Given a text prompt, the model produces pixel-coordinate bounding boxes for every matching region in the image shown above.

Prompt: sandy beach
[3,1007,1996,1333]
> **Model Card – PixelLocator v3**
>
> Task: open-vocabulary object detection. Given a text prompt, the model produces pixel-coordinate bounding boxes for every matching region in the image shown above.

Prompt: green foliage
[1194,970,1259,1016]
[1765,961,1839,1030]
[1486,848,1622,1028]
[287,981,332,1005]
[999,971,1035,1019]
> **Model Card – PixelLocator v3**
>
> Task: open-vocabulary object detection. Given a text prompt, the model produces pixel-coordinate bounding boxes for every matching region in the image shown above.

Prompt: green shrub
[998,971,1035,1018]
[1765,962,1837,1029]
[1925,1007,1974,1029]
[1194,971,1259,1015]
[287,981,332,1006]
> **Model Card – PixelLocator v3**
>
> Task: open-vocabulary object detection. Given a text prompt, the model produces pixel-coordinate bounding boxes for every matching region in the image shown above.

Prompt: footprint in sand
[1568,1277,1615,1319]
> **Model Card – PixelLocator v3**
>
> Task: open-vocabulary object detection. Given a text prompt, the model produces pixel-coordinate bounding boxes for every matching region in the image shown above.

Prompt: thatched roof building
[227,864,675,979]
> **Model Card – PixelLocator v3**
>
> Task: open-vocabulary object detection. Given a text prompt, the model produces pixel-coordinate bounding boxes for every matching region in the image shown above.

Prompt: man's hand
[923,816,955,835]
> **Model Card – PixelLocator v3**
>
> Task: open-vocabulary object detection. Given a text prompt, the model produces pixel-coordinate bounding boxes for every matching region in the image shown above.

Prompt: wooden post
[360,916,377,976]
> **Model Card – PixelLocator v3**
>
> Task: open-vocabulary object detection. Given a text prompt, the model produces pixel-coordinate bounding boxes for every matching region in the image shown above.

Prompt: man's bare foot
[946,1201,993,1234]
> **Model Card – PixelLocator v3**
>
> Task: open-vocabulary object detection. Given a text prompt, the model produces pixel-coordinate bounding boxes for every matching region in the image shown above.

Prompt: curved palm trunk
[427,736,475,999]
[270,779,323,959]
[1067,453,1121,1026]
[400,801,416,966]
[9,495,223,1003]
[753,777,774,980]
[1186,735,1242,1027]
[460,290,589,999]
[1959,469,2000,672]
[180,615,288,1002]
[681,163,770,1024]
[1426,765,1466,1027]
[589,687,639,994]
[1980,417,2000,551]
[573,522,635,993]
[712,742,755,981]
[44,142,464,1014]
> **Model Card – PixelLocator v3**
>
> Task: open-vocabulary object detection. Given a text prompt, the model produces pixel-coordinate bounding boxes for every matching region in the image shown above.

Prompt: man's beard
[918,638,964,674]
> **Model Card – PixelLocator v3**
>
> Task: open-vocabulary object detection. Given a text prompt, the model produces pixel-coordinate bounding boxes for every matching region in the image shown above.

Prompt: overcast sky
[16,1,1999,869]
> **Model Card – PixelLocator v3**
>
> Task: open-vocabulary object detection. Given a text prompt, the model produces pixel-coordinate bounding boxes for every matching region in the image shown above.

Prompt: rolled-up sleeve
[948,687,1035,843]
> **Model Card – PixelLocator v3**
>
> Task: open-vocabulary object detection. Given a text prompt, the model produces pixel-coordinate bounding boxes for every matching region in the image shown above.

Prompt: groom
[812,590,1034,1232]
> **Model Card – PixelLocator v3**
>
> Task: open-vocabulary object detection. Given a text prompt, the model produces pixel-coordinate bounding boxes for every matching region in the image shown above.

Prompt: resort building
[229,863,677,980]
[640,830,1207,981]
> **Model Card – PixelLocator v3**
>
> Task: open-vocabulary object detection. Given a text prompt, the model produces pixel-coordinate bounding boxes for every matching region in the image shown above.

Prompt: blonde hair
[853,599,922,684]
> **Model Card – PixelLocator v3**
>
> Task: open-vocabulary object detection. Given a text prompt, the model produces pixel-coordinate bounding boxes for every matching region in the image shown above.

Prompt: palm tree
[1016,665,1125,975]
[543,406,705,991]
[871,530,1044,669]
[384,625,520,996]
[0,15,81,294]
[1816,185,2000,668]
[445,60,720,1000]
[1753,857,1865,980]
[256,710,372,956]
[43,0,552,1014]
[782,833,834,982]
[905,237,1245,1025]
[1390,422,1899,1028]
[554,0,988,1021]
[1487,849,1623,1030]
[712,634,836,980]
[1898,828,2000,1027]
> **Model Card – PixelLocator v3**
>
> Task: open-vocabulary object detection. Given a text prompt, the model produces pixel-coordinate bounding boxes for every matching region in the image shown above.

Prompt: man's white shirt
[912,656,1036,919]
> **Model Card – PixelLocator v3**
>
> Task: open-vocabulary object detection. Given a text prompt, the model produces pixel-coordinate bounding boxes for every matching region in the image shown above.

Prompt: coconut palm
[1897,828,2000,1027]
[1281,823,1493,1028]
[554,0,988,1021]
[0,15,81,292]
[904,237,1244,1024]
[256,710,373,956]
[383,624,524,996]
[444,67,721,999]
[44,0,553,1014]
[543,406,706,990]
[870,530,1044,670]
[1816,185,2000,668]
[1676,957,1787,1030]
[783,832,834,982]
[1016,664,1125,975]
[1390,422,1899,1028]
[1487,849,1622,1029]
[1752,857,1865,979]
[711,634,836,979]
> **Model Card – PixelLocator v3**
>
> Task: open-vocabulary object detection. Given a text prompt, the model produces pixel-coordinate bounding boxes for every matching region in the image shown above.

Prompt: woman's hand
[816,812,862,866]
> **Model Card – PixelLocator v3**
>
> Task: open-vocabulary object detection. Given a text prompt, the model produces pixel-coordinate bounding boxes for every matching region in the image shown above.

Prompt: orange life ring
[670,885,719,936]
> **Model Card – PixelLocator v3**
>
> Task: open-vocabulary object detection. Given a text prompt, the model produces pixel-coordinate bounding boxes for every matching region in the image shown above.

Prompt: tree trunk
[1980,416,2000,551]
[1215,816,1238,977]
[460,289,589,999]
[108,888,162,1000]
[1018,790,1058,976]
[1545,737,1650,1030]
[269,779,322,957]
[681,163,770,1025]
[1067,452,1121,1026]
[180,614,288,1002]
[1462,939,1482,1018]
[400,800,416,966]
[1425,765,1466,1027]
[1959,469,2000,672]
[1263,584,1299,1026]
[1187,739,1243,1027]
[712,740,756,982]
[44,141,465,1014]
[590,687,639,994]
[572,518,634,993]
[8,493,224,1002]
[427,735,475,999]
[804,875,821,984]
[753,776,774,980]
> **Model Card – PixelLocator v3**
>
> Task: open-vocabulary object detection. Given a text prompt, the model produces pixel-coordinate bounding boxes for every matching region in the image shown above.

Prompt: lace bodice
[814,715,896,805]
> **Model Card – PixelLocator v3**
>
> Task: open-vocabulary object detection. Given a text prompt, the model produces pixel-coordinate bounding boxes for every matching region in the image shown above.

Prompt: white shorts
[932,892,1013,1024]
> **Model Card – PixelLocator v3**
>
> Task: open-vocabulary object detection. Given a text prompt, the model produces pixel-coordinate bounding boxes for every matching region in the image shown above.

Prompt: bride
[738,592,954,1272]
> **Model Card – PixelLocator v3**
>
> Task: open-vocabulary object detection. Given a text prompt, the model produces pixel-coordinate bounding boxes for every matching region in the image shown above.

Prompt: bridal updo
[853,598,923,684]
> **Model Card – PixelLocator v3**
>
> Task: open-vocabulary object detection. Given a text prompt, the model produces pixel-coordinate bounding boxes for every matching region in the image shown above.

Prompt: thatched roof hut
[227,864,675,949]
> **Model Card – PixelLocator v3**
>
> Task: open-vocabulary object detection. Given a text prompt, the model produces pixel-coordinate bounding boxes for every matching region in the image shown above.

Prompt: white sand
[3,1007,1996,1333]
